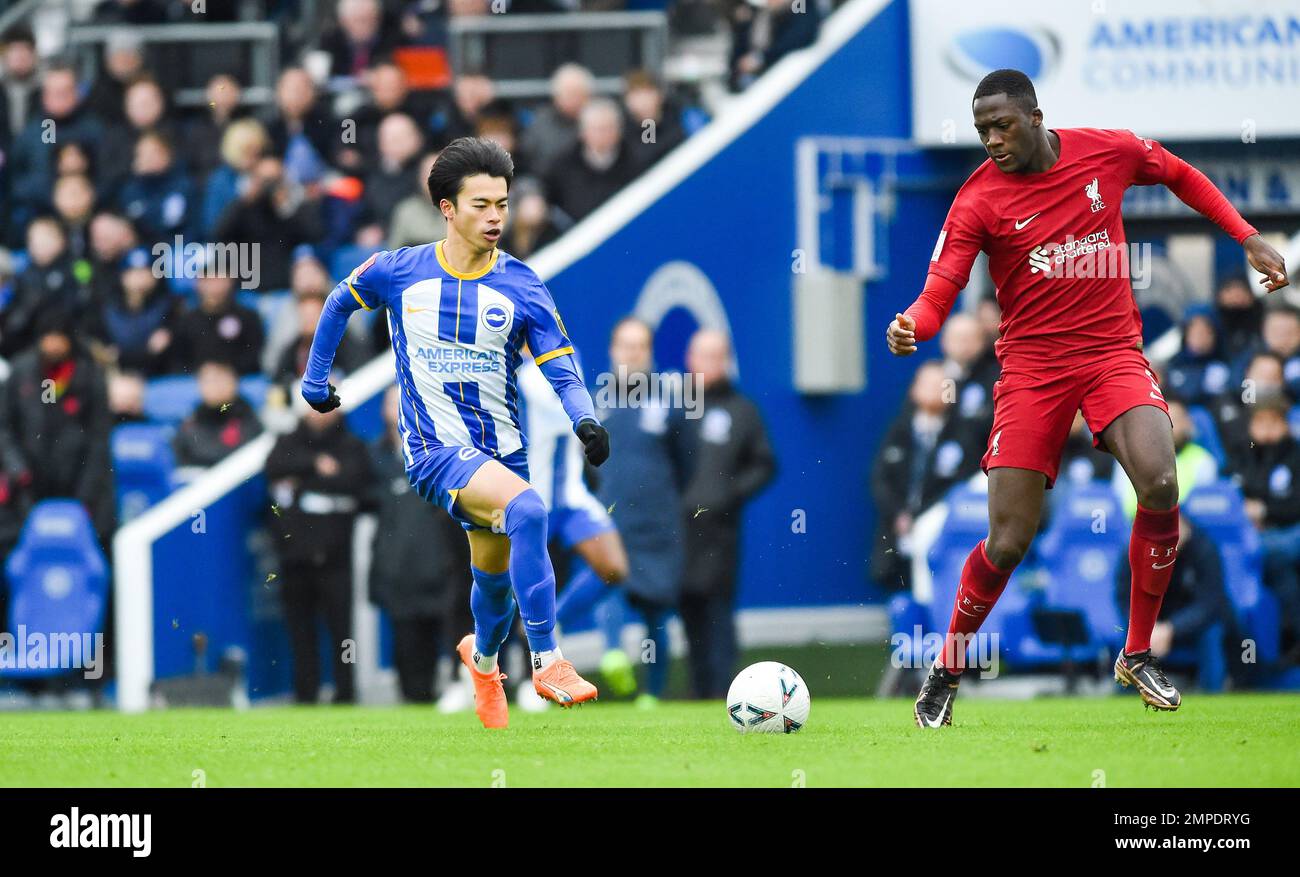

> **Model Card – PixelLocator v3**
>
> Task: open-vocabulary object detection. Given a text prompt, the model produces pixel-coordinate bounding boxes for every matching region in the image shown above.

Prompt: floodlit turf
[1,695,1297,787]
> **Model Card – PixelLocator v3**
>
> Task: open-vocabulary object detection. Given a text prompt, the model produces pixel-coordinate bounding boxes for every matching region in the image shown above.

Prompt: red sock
[1125,504,1180,655]
[940,540,1013,674]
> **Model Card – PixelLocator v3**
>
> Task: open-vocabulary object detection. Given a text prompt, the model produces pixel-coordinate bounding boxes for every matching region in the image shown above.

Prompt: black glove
[576,419,610,467]
[305,382,342,413]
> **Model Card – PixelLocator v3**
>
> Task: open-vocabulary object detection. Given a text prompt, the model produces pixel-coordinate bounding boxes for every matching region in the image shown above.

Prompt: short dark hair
[426,137,514,208]
[973,68,1037,113]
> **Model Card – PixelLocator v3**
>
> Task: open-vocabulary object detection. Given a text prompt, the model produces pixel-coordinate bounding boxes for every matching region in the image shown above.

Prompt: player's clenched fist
[576,419,610,466]
[887,312,918,357]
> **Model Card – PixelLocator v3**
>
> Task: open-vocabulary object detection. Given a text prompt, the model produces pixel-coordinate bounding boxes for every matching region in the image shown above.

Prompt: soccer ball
[726,662,810,734]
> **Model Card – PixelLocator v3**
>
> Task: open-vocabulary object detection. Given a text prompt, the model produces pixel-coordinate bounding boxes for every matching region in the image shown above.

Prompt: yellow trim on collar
[436,240,499,280]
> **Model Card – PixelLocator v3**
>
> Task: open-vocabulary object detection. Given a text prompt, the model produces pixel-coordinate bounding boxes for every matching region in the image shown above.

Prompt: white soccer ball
[726,661,810,734]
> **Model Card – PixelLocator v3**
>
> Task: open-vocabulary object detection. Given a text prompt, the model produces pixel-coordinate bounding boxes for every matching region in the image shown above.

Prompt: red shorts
[980,348,1171,488]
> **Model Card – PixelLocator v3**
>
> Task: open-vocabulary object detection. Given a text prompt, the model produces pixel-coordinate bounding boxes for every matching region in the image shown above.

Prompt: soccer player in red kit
[889,69,1290,727]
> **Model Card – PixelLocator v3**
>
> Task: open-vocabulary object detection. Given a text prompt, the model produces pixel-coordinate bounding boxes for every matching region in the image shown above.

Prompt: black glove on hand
[307,383,342,413]
[576,419,610,467]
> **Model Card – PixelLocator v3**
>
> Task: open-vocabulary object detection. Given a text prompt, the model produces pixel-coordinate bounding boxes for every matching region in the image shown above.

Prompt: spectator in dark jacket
[621,70,686,173]
[544,98,638,224]
[729,0,823,91]
[101,247,180,374]
[596,317,692,703]
[0,25,41,154]
[173,273,264,374]
[185,74,248,185]
[1229,391,1300,656]
[361,112,424,231]
[266,403,374,704]
[519,64,590,177]
[212,156,323,292]
[117,131,194,244]
[265,67,336,186]
[173,360,264,468]
[1235,305,1300,401]
[871,360,984,591]
[1213,275,1263,363]
[99,76,184,202]
[0,308,115,543]
[1214,351,1284,458]
[368,385,466,703]
[1166,305,1231,406]
[1114,517,1235,690]
[1,217,90,358]
[274,292,368,392]
[320,0,403,79]
[52,174,98,263]
[941,312,999,440]
[679,328,776,699]
[83,29,149,126]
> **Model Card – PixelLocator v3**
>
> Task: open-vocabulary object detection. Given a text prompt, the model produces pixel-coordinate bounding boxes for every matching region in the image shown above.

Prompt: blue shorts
[409,445,530,531]
[550,503,615,549]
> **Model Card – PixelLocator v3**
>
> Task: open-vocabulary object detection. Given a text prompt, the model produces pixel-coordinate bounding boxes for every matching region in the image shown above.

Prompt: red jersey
[924,128,1257,367]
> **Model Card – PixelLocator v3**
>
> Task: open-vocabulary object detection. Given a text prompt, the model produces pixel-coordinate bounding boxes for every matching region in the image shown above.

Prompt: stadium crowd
[872,277,1300,686]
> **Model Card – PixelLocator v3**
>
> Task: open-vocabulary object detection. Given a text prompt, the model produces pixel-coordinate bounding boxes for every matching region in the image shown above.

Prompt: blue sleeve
[523,278,576,367]
[539,354,598,431]
[301,251,389,403]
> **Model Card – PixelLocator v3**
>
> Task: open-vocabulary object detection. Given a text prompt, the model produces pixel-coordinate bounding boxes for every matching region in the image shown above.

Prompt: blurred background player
[520,345,635,699]
[300,137,610,729]
[888,69,1290,726]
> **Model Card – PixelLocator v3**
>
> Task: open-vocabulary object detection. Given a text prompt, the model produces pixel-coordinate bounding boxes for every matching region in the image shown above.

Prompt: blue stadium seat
[112,423,178,523]
[143,375,201,424]
[329,245,380,284]
[1037,481,1127,653]
[1289,405,1300,439]
[1181,481,1280,665]
[238,374,270,410]
[3,501,108,679]
[1187,405,1228,469]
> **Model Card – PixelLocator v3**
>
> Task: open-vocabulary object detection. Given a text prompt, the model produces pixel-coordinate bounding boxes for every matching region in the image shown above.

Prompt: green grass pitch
[2,694,1298,787]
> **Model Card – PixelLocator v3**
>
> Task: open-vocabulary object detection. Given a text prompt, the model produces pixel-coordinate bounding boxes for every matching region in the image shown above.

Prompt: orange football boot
[532,658,598,707]
[457,634,509,729]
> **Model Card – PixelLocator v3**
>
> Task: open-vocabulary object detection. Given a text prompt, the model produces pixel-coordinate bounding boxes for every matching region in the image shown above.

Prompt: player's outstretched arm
[888,273,962,357]
[301,284,362,412]
[1243,234,1290,293]
[538,354,609,466]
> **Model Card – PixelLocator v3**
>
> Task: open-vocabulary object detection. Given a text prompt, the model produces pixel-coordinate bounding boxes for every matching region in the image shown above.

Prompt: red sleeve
[904,273,962,343]
[927,188,986,289]
[1124,131,1258,244]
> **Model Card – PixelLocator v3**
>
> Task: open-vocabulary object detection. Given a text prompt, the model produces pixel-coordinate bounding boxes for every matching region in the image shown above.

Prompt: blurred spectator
[1114,516,1235,691]
[1166,304,1231,406]
[0,307,115,543]
[940,312,998,438]
[274,291,367,390]
[1214,275,1262,362]
[199,117,271,239]
[0,25,40,153]
[117,131,194,243]
[173,273,265,374]
[52,175,98,262]
[1238,305,1300,400]
[387,151,447,249]
[431,70,495,148]
[679,328,776,700]
[621,70,685,172]
[187,75,248,184]
[173,360,264,468]
[106,369,148,424]
[501,177,562,260]
[321,0,403,79]
[361,112,425,230]
[544,97,637,223]
[871,360,983,591]
[521,63,592,177]
[1215,351,1284,457]
[339,61,435,171]
[85,30,149,126]
[1226,391,1300,658]
[8,63,103,246]
[101,246,179,374]
[595,317,691,703]
[730,0,823,91]
[101,76,181,201]
[368,384,463,703]
[476,100,526,174]
[87,211,139,308]
[266,403,374,704]
[213,156,323,292]
[1,217,87,358]
[266,68,336,186]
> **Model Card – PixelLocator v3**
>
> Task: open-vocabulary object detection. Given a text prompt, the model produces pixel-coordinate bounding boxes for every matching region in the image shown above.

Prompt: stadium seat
[238,374,271,410]
[1181,481,1281,666]
[143,376,201,424]
[1289,405,1300,439]
[1187,405,1228,469]
[237,290,291,340]
[3,501,109,679]
[112,424,178,523]
[1037,481,1127,653]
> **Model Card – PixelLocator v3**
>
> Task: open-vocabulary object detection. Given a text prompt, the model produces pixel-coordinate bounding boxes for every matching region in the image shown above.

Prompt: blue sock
[503,490,558,652]
[470,567,515,658]
[555,562,609,629]
[594,589,627,652]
